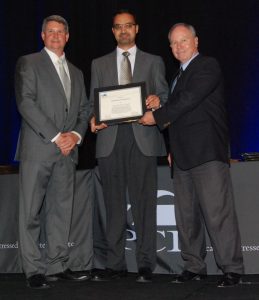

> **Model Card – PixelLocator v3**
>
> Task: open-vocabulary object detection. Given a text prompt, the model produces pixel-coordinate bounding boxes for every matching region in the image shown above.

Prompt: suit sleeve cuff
[153,106,171,130]
[51,132,61,143]
[71,131,82,144]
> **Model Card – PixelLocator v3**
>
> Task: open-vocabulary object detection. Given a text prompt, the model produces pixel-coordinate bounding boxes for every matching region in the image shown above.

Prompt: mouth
[119,33,129,38]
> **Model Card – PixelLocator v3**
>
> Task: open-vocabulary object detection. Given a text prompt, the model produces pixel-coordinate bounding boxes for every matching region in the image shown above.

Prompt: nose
[175,42,181,49]
[52,31,59,38]
[121,26,127,33]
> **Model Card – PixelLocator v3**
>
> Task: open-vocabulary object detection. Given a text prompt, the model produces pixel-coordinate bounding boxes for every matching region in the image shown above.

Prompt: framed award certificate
[94,82,147,125]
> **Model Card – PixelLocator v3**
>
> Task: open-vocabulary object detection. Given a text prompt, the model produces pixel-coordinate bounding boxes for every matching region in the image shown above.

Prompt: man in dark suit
[90,9,168,283]
[140,23,244,287]
[15,15,90,289]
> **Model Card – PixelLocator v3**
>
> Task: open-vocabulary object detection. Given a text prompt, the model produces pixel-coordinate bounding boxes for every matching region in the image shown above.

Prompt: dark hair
[42,15,69,33]
[112,9,137,25]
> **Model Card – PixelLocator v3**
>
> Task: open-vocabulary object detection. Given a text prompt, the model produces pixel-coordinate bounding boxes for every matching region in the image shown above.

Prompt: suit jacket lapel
[132,49,143,82]
[40,49,68,104]
[108,51,118,85]
[169,69,180,92]
[170,54,201,93]
[67,61,75,111]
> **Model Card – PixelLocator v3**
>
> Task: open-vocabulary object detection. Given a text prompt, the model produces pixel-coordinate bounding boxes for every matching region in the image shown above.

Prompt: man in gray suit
[90,9,168,283]
[15,15,90,289]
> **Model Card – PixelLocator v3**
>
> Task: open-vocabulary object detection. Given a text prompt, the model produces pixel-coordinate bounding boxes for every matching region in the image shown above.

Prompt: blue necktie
[171,67,183,93]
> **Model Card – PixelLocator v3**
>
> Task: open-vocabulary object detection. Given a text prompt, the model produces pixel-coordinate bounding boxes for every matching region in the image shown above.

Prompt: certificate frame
[94,82,147,125]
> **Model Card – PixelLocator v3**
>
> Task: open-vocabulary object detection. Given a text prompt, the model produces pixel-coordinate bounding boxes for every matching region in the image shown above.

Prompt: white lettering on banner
[156,231,166,252]
[157,190,175,226]
[126,189,180,252]
[242,246,259,251]
[157,190,174,198]
[127,190,176,226]
[157,205,176,226]
[126,229,181,253]
[38,242,75,249]
[206,246,259,252]
[125,229,137,250]
[127,204,134,225]
[157,231,180,252]
[166,231,180,252]
[0,241,18,249]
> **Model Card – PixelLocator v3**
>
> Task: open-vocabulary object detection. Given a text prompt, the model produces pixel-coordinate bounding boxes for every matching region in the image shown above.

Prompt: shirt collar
[181,52,199,71]
[44,47,66,63]
[116,45,137,56]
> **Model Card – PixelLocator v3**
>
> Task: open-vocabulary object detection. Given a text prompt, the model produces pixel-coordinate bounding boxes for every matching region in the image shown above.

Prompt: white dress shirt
[44,47,81,144]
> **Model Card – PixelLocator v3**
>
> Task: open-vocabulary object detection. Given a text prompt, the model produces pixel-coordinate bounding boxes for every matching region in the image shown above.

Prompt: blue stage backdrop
[0,0,258,165]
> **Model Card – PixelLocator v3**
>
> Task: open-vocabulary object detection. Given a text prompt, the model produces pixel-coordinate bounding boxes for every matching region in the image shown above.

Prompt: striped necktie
[171,67,183,93]
[120,51,132,85]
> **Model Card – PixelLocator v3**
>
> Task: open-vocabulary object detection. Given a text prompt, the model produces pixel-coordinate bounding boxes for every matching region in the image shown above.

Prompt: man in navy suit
[140,23,244,287]
[15,15,90,288]
[90,9,168,283]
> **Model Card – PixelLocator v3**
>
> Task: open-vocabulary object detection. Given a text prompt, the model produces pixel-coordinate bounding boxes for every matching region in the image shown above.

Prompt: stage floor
[0,273,259,300]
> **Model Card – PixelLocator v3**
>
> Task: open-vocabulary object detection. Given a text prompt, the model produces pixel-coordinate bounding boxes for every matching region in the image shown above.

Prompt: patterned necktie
[58,58,71,108]
[171,67,183,93]
[120,51,132,85]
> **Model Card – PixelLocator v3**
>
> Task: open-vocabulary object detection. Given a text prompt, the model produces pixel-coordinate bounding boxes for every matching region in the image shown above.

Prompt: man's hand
[168,153,172,167]
[55,132,79,156]
[138,111,156,125]
[146,95,160,110]
[90,116,108,133]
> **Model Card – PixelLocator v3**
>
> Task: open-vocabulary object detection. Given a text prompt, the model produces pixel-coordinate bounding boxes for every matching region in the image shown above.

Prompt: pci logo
[126,189,180,252]
[156,190,176,226]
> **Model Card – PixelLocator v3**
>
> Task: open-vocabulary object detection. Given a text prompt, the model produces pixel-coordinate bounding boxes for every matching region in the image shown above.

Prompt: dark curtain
[1,0,258,166]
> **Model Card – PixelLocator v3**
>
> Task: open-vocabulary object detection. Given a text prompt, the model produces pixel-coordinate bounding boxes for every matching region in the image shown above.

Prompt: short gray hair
[42,15,69,33]
[168,23,196,42]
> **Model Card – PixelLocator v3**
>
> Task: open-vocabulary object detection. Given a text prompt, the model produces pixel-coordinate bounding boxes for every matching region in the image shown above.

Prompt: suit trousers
[18,156,75,277]
[98,124,157,271]
[173,160,244,274]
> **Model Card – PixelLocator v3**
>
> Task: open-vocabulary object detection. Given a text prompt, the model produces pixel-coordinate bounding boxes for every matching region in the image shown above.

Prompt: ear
[195,37,198,48]
[41,31,45,42]
[135,24,139,34]
[65,33,69,42]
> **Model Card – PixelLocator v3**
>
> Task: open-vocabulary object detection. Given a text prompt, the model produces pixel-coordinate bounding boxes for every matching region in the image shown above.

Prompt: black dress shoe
[217,272,241,287]
[47,269,89,282]
[91,268,127,282]
[27,274,51,289]
[73,270,92,281]
[136,267,152,283]
[172,270,207,283]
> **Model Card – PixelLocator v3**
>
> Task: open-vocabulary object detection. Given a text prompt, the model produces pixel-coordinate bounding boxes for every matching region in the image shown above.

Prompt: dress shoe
[27,274,51,289]
[172,270,207,283]
[136,267,152,283]
[47,269,89,282]
[91,268,127,282]
[73,270,92,280]
[217,272,241,287]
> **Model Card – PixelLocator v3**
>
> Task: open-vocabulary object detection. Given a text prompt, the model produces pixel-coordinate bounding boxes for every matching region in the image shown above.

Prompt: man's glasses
[113,23,136,31]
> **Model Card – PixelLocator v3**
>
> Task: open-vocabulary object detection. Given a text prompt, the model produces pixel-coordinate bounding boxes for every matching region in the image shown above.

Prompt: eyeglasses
[113,23,136,31]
